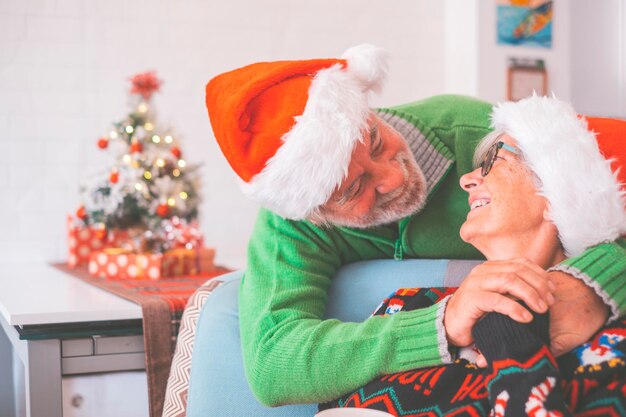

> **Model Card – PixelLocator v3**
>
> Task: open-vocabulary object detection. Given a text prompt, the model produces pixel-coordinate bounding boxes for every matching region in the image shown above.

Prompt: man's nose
[372,159,404,194]
[460,167,482,191]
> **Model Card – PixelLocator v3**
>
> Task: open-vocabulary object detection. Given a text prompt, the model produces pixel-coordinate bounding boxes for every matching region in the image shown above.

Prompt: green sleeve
[551,238,626,321]
[239,209,453,406]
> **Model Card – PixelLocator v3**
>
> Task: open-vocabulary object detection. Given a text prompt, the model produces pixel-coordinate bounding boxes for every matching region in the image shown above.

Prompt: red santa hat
[205,44,388,220]
[491,95,626,257]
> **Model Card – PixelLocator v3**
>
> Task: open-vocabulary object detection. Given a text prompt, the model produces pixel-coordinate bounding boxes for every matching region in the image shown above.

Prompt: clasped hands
[443,259,609,366]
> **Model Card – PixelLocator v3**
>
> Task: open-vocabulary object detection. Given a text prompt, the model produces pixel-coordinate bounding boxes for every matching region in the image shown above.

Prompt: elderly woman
[319,96,626,417]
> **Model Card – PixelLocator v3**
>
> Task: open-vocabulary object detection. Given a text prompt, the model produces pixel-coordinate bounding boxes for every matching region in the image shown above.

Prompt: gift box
[88,247,216,280]
[67,215,131,268]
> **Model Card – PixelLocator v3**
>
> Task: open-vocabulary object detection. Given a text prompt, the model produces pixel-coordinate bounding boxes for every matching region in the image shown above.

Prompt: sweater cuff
[549,241,626,322]
[436,296,455,362]
[389,296,454,370]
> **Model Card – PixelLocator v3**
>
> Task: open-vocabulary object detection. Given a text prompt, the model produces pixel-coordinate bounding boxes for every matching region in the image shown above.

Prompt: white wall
[0,0,448,269]
[570,0,626,118]
[445,0,626,114]
[3,1,621,269]
[477,0,572,103]
[443,0,479,96]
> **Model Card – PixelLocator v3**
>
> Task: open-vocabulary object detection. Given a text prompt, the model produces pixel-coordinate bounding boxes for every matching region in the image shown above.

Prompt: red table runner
[53,263,231,417]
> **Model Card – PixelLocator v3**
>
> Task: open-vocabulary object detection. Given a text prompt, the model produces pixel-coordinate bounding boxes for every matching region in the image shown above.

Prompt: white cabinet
[61,372,149,417]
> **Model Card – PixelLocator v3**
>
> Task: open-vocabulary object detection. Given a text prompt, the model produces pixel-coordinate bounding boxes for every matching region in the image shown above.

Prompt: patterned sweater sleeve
[550,238,626,321]
[239,209,453,406]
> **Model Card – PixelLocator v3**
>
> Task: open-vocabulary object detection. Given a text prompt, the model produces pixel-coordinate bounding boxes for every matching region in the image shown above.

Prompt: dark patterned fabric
[321,288,626,417]
[472,308,572,417]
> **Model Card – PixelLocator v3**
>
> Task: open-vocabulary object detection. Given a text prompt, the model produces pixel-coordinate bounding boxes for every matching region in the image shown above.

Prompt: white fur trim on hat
[240,44,389,220]
[491,95,626,257]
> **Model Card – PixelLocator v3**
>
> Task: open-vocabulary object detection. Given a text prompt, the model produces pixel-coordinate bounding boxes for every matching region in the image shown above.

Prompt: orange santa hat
[205,44,388,220]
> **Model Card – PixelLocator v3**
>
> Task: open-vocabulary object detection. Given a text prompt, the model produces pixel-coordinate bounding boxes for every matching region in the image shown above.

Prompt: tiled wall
[0,0,447,268]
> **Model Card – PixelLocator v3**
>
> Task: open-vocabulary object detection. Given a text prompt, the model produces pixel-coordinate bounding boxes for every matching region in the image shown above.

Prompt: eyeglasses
[479,141,519,177]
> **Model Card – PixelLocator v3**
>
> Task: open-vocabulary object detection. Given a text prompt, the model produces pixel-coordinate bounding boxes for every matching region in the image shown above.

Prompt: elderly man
[204,45,626,406]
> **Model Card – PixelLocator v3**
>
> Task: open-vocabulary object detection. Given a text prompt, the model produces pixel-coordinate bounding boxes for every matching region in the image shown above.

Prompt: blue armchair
[162,259,479,417]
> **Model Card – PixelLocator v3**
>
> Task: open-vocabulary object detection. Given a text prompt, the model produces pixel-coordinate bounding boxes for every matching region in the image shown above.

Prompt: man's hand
[548,270,609,357]
[444,259,555,347]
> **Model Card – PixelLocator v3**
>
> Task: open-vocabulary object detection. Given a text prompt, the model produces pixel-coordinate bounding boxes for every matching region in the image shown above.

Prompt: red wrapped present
[66,215,131,268]
[88,247,216,280]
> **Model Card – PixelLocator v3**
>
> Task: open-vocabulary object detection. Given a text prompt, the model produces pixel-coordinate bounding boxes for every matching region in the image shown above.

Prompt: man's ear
[306,208,326,226]
[543,200,552,222]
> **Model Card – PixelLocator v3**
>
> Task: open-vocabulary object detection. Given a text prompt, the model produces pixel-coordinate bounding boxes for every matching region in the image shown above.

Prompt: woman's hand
[548,270,609,357]
[444,258,555,347]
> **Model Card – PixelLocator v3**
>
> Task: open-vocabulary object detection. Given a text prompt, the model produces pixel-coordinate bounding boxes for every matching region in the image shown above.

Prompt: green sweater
[240,95,626,406]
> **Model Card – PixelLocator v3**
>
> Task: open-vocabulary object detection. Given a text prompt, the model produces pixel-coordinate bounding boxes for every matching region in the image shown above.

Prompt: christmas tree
[75,71,203,253]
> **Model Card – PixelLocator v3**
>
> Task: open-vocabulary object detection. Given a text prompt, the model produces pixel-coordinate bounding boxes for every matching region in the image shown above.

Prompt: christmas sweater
[239,95,626,406]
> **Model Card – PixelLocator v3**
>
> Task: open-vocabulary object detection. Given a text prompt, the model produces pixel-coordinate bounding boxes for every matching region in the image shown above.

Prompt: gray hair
[473,130,541,188]
[473,130,505,168]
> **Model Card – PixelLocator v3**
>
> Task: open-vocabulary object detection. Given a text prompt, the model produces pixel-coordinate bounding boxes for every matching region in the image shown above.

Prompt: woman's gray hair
[473,130,506,168]
[473,130,539,186]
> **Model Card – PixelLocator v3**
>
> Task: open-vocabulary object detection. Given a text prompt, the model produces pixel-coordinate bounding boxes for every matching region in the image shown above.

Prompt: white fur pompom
[342,44,389,94]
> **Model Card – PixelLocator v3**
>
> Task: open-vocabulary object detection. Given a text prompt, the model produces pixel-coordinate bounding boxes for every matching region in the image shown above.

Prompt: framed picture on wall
[497,0,553,49]
[507,58,547,101]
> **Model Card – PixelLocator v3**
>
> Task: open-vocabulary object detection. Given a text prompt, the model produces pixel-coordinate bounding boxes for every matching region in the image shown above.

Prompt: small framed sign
[507,58,547,101]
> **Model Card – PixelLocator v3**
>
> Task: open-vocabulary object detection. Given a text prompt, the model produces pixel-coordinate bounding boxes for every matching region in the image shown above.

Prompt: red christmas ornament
[94,228,107,241]
[156,204,170,217]
[130,141,143,153]
[76,206,87,220]
[110,171,119,184]
[170,146,182,159]
[97,137,109,149]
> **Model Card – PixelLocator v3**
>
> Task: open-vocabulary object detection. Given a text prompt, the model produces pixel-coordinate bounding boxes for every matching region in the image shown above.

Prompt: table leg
[23,339,63,417]
[0,325,17,417]
[0,314,63,417]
